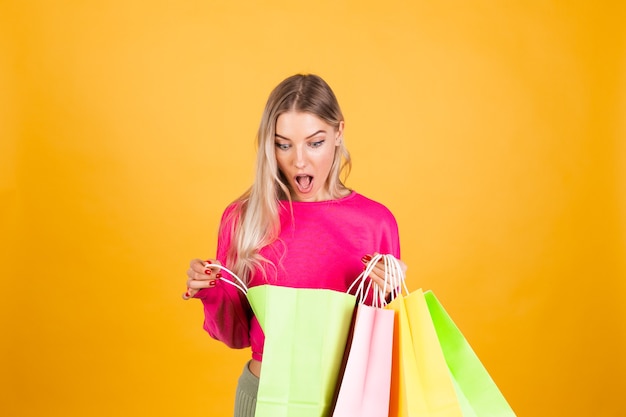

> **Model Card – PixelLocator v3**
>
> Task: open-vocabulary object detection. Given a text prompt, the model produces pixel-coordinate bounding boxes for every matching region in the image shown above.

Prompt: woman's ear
[335,121,345,146]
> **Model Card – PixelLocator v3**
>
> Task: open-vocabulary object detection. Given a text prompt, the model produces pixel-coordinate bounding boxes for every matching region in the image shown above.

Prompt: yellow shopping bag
[387,288,463,417]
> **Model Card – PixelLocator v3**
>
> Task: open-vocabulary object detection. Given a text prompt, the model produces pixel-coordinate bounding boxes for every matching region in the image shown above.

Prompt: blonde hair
[223,74,351,283]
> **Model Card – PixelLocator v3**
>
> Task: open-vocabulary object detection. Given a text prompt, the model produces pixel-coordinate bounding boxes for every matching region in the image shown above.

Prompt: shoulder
[218,200,245,235]
[222,200,243,218]
[349,192,396,217]
[330,192,398,226]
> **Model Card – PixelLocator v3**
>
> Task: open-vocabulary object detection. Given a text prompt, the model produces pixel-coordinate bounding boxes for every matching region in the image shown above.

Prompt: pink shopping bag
[332,254,396,417]
[332,303,394,417]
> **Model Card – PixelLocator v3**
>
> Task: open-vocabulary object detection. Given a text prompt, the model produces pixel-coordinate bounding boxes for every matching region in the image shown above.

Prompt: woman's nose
[294,147,306,168]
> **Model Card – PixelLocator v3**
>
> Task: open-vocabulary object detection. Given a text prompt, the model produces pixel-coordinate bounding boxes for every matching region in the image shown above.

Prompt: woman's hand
[360,253,407,298]
[182,258,222,300]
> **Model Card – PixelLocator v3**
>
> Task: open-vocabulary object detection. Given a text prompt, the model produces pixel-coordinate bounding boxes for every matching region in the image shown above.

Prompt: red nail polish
[209,280,217,287]
[361,255,372,263]
[204,269,212,275]
[204,260,212,264]
[216,273,222,279]
[184,291,191,297]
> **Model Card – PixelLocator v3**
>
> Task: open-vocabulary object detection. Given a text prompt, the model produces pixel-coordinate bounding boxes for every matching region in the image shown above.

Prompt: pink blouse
[195,191,401,361]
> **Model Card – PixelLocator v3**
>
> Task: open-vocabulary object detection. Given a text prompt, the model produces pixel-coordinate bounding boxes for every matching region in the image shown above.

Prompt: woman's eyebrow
[274,133,291,141]
[274,130,326,141]
[306,130,326,139]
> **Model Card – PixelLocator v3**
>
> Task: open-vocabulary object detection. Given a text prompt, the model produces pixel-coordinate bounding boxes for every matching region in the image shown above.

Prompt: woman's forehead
[275,112,333,137]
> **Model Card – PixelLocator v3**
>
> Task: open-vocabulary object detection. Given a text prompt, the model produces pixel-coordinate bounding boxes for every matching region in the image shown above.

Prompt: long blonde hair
[223,74,352,283]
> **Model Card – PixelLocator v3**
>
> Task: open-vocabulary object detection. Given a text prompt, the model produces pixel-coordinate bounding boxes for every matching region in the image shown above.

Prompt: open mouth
[294,175,313,193]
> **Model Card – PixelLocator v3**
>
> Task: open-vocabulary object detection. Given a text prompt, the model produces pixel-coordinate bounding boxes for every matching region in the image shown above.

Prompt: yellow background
[2,1,625,416]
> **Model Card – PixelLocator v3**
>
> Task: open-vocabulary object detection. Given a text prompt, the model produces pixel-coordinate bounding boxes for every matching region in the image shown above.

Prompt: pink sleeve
[195,204,252,349]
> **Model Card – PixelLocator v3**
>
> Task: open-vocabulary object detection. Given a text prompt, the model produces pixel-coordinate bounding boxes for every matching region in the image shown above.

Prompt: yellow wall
[1,1,624,416]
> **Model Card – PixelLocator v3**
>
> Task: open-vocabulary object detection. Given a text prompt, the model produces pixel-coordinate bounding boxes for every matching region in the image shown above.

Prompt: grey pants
[233,361,259,417]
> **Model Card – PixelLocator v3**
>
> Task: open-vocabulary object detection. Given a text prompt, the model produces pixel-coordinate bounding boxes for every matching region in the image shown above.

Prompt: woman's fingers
[368,264,390,293]
[361,254,408,296]
[183,258,223,300]
[361,255,390,294]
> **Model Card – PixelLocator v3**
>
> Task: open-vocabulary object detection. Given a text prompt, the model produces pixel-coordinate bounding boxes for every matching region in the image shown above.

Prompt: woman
[183,73,406,416]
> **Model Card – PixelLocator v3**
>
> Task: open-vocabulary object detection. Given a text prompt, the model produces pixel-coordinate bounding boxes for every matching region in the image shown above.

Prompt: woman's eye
[275,143,290,150]
[310,140,325,148]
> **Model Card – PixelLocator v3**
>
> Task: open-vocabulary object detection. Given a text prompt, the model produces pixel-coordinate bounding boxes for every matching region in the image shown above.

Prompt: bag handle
[348,254,407,308]
[216,253,408,302]
[203,262,249,295]
[384,254,409,301]
[348,253,383,305]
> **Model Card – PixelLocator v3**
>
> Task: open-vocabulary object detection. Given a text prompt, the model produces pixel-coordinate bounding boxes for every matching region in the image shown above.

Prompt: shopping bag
[215,265,357,417]
[247,284,356,417]
[332,255,395,417]
[378,253,462,417]
[424,291,516,417]
[332,304,394,417]
[387,289,464,417]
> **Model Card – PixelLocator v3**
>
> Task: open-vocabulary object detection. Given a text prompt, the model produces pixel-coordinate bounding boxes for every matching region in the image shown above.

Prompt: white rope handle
[348,253,382,304]
[348,254,406,308]
[214,254,406,302]
[384,255,409,301]
[204,262,249,295]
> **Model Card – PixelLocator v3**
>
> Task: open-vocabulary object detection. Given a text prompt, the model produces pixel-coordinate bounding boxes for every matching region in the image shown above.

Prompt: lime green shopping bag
[247,285,356,417]
[424,291,516,417]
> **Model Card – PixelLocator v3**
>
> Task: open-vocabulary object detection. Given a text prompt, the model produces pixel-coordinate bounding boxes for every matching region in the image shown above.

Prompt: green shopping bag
[424,291,516,417]
[247,285,356,417]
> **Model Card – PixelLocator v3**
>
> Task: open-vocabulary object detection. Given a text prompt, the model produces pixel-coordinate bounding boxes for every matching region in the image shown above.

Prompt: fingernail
[208,280,217,287]
[361,255,372,263]
[216,273,222,279]
[204,269,212,275]
[204,260,212,264]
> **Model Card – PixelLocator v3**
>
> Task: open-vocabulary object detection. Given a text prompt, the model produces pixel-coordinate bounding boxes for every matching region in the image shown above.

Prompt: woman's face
[274,111,343,202]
